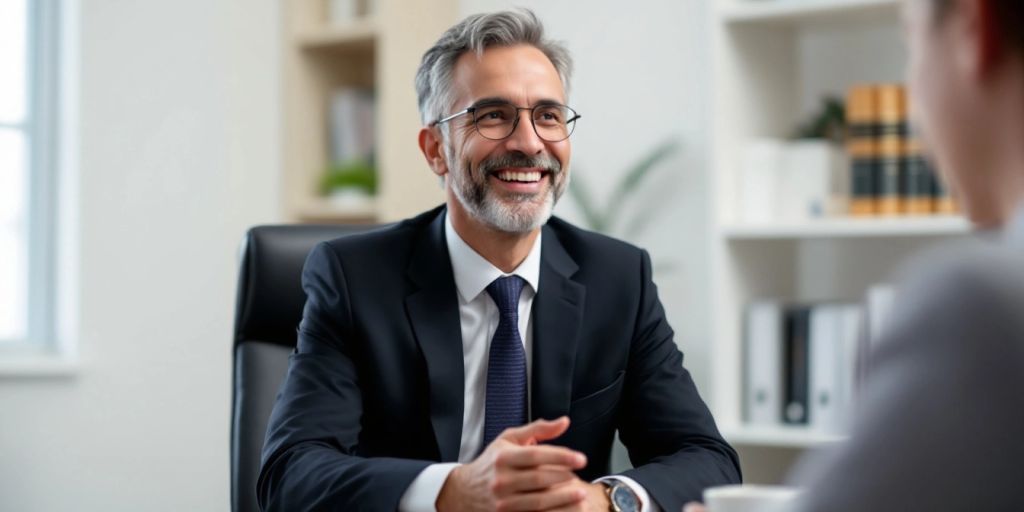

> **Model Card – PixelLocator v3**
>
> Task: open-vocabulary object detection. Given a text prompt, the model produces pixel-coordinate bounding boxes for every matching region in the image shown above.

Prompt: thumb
[499,416,571,445]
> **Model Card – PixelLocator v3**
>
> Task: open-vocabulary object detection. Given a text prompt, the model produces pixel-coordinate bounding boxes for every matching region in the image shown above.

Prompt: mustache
[477,153,561,176]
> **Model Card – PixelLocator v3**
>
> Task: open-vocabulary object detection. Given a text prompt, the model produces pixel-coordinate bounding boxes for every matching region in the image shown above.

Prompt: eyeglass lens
[472,104,577,142]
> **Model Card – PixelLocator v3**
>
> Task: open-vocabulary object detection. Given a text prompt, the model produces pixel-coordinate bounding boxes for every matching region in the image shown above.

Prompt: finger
[683,503,707,512]
[495,485,586,512]
[491,466,578,494]
[499,416,571,445]
[496,445,587,470]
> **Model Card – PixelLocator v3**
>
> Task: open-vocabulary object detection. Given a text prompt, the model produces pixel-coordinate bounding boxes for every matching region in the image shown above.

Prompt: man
[258,9,740,512]
[687,0,1024,510]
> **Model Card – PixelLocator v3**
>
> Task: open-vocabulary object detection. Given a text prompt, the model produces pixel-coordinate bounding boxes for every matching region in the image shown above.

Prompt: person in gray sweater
[789,1,1024,509]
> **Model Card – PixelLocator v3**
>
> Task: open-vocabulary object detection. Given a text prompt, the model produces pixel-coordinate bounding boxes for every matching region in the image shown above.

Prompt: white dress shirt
[399,213,656,511]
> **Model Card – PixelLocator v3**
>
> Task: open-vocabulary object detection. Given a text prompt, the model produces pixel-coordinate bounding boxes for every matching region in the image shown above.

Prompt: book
[931,159,958,214]
[902,136,933,215]
[809,305,841,432]
[808,303,864,434]
[875,84,907,216]
[846,85,878,216]
[329,87,376,167]
[836,304,863,428]
[783,307,812,425]
[744,301,784,426]
[855,283,897,385]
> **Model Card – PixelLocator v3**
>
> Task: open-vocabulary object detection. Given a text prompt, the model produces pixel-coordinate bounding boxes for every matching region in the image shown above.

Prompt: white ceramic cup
[703,484,802,512]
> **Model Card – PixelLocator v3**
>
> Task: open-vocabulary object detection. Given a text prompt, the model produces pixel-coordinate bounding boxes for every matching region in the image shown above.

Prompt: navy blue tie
[482,275,528,447]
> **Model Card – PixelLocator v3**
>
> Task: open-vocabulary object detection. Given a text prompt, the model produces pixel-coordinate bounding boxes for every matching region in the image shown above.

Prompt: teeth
[497,170,542,182]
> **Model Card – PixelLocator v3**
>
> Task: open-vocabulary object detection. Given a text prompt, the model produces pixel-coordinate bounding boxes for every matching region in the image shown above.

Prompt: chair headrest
[233,224,373,348]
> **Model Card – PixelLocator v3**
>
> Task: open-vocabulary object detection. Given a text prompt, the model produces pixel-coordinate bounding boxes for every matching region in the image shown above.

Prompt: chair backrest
[230,224,374,512]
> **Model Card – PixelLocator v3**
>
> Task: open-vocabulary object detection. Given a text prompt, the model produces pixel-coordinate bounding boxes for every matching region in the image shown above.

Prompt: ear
[957,0,1004,79]
[418,127,449,178]
[974,0,1007,76]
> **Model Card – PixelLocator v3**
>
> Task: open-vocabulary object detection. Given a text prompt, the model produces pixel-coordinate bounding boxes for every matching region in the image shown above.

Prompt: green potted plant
[320,159,377,209]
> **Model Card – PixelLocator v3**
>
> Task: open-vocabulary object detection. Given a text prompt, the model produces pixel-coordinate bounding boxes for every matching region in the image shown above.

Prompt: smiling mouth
[491,168,549,183]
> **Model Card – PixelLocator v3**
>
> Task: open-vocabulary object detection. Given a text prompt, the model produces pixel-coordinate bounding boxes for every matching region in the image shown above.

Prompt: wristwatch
[603,480,641,512]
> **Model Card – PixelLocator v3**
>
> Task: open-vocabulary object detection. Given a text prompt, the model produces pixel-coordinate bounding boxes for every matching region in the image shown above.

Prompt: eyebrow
[469,97,566,108]
[470,96,512,107]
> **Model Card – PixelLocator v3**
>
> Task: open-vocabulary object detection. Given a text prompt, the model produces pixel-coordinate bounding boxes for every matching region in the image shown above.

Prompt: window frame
[1,0,61,353]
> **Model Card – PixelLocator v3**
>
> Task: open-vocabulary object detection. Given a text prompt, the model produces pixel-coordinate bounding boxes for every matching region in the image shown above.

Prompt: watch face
[611,484,640,512]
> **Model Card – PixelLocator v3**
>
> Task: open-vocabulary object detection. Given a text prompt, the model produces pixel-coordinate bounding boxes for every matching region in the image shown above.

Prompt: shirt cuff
[594,475,662,512]
[399,462,461,512]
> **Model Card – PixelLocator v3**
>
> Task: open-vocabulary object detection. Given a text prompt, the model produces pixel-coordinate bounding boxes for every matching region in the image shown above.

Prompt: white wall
[458,0,716,390]
[0,0,280,510]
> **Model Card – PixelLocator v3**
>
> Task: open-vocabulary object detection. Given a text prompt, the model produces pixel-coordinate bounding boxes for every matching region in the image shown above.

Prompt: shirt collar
[444,212,542,303]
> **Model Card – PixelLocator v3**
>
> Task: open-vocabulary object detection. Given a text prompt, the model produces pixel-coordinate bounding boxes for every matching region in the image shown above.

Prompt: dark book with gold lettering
[931,159,958,214]
[846,85,878,216]
[902,135,933,214]
[876,84,907,216]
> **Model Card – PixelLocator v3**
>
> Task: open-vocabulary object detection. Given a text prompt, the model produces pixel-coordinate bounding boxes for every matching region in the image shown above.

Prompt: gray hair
[414,8,573,126]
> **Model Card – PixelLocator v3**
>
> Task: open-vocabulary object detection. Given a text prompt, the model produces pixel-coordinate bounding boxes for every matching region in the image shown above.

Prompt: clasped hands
[436,416,610,512]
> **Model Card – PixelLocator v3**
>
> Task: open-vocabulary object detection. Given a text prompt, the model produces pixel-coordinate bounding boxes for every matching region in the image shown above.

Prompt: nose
[502,110,545,155]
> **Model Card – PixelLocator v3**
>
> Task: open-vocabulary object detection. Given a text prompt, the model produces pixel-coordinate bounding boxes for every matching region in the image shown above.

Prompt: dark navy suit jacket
[257,205,740,511]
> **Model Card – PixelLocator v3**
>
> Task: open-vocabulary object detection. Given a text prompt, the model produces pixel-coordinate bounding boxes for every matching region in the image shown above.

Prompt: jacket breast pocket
[568,371,625,427]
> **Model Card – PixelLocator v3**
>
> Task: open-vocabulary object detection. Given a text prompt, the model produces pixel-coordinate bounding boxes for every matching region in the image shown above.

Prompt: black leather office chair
[230,224,374,512]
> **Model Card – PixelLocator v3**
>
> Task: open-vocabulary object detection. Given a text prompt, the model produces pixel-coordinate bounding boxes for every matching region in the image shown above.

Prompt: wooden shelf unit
[280,0,456,223]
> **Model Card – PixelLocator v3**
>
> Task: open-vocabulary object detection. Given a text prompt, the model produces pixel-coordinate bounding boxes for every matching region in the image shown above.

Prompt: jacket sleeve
[616,249,742,510]
[256,242,431,511]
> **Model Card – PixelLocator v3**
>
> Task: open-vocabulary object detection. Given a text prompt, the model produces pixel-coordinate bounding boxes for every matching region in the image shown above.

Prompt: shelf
[295,198,378,223]
[722,424,847,448]
[719,0,899,27]
[297,17,378,51]
[720,216,971,240]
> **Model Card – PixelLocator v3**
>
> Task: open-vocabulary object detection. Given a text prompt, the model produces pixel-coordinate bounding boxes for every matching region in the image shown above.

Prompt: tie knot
[486,275,526,314]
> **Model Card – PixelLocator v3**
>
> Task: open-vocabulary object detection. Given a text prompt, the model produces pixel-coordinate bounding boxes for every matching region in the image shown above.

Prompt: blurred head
[415,9,575,234]
[903,0,1024,225]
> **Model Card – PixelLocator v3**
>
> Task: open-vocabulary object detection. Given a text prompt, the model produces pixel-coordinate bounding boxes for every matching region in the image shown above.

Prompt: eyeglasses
[430,101,581,142]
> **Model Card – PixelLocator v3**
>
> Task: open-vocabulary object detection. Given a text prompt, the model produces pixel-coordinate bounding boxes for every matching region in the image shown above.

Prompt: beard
[445,146,569,234]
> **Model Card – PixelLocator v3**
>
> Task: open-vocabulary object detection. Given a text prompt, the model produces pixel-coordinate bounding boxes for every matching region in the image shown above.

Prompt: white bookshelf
[708,0,967,477]
[722,216,970,240]
[719,0,898,26]
[722,424,846,448]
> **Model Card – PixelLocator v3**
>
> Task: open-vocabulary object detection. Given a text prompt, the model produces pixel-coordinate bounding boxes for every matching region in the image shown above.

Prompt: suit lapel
[404,209,464,462]
[531,225,586,421]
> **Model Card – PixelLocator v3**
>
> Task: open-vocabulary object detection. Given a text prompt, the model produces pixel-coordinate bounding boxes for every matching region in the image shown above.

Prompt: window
[1,0,59,351]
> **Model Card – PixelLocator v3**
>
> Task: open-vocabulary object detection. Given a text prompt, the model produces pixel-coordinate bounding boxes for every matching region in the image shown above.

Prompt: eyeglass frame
[429,100,582,142]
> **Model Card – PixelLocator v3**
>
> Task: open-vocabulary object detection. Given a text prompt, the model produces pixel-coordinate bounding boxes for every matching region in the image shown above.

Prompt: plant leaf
[605,138,681,232]
[566,173,607,232]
